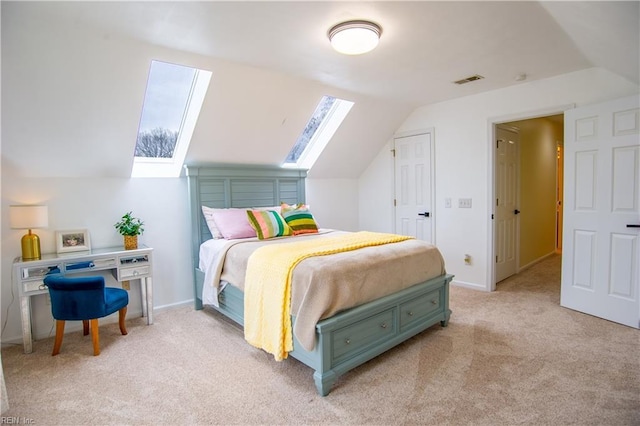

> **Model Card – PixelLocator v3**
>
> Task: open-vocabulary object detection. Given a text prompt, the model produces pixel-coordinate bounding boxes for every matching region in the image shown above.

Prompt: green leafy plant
[114,212,145,236]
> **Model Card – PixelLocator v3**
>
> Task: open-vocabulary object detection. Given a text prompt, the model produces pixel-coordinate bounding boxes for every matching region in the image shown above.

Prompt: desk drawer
[332,308,396,363]
[120,255,149,266]
[91,257,118,269]
[21,266,52,279]
[399,288,442,331]
[23,280,46,293]
[118,266,150,280]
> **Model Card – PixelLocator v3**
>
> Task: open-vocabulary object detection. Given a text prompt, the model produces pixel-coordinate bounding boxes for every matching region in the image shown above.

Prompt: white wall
[306,178,359,232]
[0,175,192,344]
[359,67,639,291]
[359,140,395,233]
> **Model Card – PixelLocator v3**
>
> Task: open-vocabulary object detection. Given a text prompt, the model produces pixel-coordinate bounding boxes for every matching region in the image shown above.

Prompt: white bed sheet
[199,237,249,307]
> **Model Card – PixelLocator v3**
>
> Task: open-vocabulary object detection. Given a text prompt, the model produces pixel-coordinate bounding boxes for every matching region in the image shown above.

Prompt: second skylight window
[283,95,354,170]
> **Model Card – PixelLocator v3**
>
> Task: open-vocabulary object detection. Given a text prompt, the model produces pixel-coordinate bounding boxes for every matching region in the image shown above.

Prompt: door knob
[418,212,430,217]
[514,209,521,215]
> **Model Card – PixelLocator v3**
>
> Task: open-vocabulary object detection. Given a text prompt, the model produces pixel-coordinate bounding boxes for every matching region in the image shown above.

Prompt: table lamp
[10,205,49,261]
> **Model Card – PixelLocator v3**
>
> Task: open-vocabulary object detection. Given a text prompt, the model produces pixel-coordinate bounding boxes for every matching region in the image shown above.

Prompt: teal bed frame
[185,164,453,396]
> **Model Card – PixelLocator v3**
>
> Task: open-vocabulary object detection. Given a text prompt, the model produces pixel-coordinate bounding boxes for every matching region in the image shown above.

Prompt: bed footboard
[305,273,452,396]
[204,272,453,396]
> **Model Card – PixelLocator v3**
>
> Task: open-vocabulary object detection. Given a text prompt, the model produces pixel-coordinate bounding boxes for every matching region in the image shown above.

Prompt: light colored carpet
[2,254,639,425]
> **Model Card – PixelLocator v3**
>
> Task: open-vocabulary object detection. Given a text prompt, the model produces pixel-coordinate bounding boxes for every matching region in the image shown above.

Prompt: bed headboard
[184,164,307,268]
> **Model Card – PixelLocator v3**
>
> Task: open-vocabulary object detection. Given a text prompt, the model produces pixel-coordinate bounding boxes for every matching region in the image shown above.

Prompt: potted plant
[114,212,144,250]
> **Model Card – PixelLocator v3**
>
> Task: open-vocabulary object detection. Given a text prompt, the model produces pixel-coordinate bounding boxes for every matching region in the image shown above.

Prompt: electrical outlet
[445,198,452,208]
[459,198,472,208]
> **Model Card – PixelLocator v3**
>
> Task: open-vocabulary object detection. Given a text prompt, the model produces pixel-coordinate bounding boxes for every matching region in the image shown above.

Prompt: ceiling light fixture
[328,20,382,55]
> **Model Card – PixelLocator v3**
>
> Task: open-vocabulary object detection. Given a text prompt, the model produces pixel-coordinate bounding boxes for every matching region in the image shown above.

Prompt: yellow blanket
[243,231,413,361]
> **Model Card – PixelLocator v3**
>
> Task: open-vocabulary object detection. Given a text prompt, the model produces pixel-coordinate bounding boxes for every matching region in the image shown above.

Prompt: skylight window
[283,95,354,170]
[132,60,212,178]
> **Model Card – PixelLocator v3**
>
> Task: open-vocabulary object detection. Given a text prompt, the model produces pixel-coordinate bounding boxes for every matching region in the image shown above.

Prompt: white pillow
[201,206,224,239]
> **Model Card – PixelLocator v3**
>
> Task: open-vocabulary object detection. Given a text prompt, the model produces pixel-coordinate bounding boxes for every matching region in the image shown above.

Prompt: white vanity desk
[12,245,154,353]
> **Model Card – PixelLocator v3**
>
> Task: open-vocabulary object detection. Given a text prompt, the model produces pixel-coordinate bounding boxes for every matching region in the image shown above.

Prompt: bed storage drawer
[331,308,396,363]
[399,288,442,331]
[218,285,244,324]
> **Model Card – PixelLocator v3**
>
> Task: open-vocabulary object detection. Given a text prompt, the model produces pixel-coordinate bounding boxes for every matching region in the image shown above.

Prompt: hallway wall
[510,116,564,268]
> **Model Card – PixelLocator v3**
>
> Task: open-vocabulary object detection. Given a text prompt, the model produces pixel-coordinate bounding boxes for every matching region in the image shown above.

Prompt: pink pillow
[211,209,256,239]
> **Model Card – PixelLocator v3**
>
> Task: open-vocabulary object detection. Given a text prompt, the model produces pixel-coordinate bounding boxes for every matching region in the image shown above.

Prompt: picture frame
[56,229,91,253]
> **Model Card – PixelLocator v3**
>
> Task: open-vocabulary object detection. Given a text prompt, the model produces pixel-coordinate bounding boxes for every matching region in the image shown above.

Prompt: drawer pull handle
[407,311,414,317]
[380,323,387,329]
[431,299,437,305]
[345,339,351,345]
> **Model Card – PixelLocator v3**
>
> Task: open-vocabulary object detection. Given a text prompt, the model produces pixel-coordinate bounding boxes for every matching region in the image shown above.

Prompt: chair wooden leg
[119,307,128,335]
[90,318,100,356]
[52,320,65,356]
[83,320,89,336]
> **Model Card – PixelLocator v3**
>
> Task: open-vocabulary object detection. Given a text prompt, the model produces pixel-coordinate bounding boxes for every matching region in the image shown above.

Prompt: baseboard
[451,280,487,291]
[519,251,557,272]
[0,300,196,349]
[154,299,193,312]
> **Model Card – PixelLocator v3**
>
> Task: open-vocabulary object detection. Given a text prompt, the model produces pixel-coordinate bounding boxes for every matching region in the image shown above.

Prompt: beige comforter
[213,231,446,351]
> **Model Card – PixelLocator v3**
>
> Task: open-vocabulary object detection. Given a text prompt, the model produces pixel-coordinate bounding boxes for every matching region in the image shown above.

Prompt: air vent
[453,74,484,85]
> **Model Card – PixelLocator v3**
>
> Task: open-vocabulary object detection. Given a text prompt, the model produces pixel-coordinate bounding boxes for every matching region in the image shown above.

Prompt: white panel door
[561,95,640,328]
[495,126,520,282]
[394,132,433,243]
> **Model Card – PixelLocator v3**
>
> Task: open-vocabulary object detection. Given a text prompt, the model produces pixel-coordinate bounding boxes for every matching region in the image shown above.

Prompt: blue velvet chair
[43,274,129,356]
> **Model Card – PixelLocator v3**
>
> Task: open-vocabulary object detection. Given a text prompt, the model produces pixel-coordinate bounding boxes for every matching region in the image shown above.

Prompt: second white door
[495,126,520,282]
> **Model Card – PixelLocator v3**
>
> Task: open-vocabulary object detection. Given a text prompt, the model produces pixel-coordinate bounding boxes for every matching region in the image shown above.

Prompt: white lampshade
[328,20,382,55]
[10,205,49,229]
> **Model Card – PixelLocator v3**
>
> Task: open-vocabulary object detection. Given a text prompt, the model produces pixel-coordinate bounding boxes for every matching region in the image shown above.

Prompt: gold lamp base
[21,230,42,261]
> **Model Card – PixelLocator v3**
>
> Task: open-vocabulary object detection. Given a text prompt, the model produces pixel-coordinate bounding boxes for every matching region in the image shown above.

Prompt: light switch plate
[459,198,472,208]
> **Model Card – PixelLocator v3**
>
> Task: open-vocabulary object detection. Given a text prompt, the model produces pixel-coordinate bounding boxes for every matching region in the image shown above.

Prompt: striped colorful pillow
[280,203,319,235]
[246,210,292,240]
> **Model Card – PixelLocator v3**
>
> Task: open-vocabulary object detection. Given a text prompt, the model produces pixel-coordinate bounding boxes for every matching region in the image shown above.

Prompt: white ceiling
[2,1,638,180]
[16,1,639,107]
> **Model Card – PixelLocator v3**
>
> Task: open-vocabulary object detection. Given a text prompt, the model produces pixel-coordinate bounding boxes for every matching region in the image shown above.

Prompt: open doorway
[493,114,564,285]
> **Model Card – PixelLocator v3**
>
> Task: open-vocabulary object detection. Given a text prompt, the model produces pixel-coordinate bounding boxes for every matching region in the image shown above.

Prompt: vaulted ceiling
[2,1,638,179]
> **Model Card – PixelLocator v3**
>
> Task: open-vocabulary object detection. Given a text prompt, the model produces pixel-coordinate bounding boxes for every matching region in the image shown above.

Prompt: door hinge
[496,256,498,263]
[393,199,397,206]
[391,149,396,157]
[491,214,494,219]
